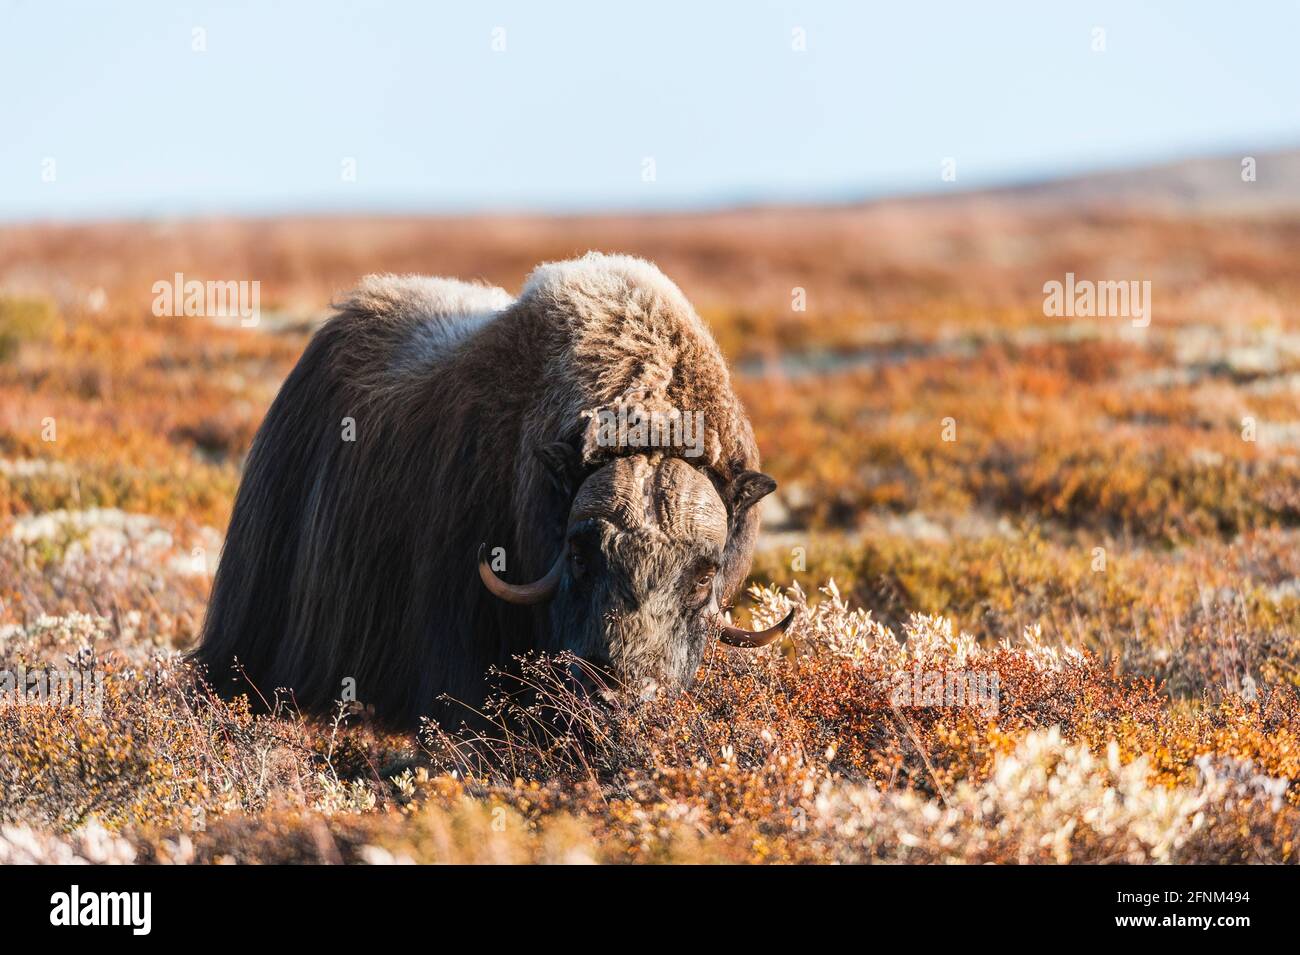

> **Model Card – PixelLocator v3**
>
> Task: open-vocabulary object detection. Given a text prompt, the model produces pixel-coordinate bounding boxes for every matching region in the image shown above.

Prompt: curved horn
[717,607,796,648]
[478,544,564,605]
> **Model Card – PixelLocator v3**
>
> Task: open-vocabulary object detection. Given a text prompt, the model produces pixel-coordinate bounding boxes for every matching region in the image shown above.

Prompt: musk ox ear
[725,470,777,517]
[535,439,585,496]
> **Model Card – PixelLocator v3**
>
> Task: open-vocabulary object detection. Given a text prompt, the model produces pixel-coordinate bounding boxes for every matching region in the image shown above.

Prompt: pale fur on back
[345,274,514,375]
[353,253,756,477]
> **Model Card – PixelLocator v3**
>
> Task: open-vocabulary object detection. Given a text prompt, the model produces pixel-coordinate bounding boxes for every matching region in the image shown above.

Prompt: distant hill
[947,148,1300,215]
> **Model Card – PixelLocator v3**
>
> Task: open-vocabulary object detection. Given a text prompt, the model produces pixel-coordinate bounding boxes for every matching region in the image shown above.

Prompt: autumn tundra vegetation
[1,170,1299,862]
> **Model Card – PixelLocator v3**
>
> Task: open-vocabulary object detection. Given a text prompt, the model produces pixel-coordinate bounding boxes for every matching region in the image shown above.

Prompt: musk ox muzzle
[477,550,793,646]
[478,455,792,693]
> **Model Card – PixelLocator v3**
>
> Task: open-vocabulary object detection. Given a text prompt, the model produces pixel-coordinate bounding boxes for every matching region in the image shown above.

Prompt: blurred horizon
[3,0,1299,223]
[5,143,1300,227]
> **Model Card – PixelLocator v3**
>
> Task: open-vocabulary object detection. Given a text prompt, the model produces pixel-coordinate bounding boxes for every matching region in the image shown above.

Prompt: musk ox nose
[567,656,616,699]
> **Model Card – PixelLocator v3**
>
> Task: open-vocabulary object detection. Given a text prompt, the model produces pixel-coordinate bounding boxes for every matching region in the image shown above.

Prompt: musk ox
[197,252,790,728]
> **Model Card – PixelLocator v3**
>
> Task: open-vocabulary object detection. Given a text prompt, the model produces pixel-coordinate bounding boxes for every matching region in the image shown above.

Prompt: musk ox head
[479,453,790,695]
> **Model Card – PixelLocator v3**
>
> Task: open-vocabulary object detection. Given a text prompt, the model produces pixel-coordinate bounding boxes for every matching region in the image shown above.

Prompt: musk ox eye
[690,569,716,603]
[568,543,587,578]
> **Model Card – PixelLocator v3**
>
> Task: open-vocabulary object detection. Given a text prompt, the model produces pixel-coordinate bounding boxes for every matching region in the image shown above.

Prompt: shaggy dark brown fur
[196,253,771,727]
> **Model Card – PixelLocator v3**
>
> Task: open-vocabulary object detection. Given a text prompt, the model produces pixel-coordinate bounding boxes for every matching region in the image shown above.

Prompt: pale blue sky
[1,0,1297,221]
